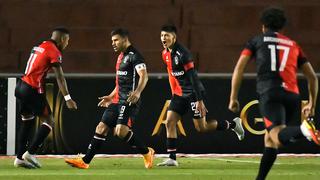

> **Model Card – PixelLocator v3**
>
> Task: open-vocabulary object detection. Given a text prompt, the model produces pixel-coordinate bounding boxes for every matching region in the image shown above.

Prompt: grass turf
[0,157,319,180]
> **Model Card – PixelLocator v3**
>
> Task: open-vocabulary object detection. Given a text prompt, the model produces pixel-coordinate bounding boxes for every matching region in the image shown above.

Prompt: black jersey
[112,45,146,103]
[162,42,205,98]
[241,31,307,95]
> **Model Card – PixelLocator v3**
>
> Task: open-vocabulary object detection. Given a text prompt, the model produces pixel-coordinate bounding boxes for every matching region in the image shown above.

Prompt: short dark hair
[53,26,70,34]
[161,24,177,34]
[110,28,129,38]
[260,7,287,31]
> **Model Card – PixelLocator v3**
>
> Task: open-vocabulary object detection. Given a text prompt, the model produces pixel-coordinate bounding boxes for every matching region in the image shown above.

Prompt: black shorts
[168,93,205,119]
[101,103,140,128]
[15,79,51,116]
[259,88,301,131]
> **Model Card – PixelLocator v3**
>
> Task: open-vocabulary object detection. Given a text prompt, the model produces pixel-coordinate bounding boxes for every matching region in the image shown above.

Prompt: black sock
[256,147,278,180]
[216,120,230,130]
[82,133,106,164]
[123,131,149,154]
[167,138,177,160]
[28,123,52,154]
[17,118,34,159]
[278,127,303,146]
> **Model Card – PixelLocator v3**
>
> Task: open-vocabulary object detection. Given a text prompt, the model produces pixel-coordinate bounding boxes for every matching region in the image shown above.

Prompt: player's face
[161,31,176,49]
[112,35,126,52]
[60,34,70,50]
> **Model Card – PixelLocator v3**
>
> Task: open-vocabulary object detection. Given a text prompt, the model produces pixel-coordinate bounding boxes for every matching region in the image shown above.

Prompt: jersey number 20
[268,45,290,72]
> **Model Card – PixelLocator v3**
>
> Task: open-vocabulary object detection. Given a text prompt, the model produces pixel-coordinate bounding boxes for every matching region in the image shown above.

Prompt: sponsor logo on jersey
[174,56,179,65]
[117,70,128,75]
[171,71,184,76]
[123,56,129,63]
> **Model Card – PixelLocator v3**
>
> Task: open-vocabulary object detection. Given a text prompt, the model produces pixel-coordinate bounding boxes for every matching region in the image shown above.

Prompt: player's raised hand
[98,95,113,107]
[229,99,240,113]
[196,100,208,118]
[127,91,141,104]
[66,99,77,110]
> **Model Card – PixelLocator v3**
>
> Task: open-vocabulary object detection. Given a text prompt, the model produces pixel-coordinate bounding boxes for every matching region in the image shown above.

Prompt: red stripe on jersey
[162,50,182,96]
[241,48,252,56]
[263,117,273,128]
[112,53,123,103]
[183,62,194,71]
[276,33,299,94]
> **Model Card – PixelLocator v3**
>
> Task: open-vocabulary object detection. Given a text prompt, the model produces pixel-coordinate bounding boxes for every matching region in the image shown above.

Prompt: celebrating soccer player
[14,27,77,168]
[229,7,320,180]
[157,25,245,166]
[65,28,155,169]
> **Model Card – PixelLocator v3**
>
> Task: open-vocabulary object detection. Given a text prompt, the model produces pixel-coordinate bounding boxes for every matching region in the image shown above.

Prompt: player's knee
[115,125,129,139]
[166,119,177,129]
[96,122,108,135]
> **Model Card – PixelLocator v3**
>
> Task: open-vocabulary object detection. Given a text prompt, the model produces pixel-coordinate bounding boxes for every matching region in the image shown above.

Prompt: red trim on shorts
[127,118,133,128]
[263,117,273,128]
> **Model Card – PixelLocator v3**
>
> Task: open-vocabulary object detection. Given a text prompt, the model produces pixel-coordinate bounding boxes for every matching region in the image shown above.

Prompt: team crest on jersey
[123,56,129,63]
[174,56,179,65]
[58,56,62,62]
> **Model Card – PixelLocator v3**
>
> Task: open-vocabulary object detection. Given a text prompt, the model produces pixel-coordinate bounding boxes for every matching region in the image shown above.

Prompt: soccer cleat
[142,147,155,169]
[232,117,245,141]
[300,119,320,145]
[22,151,41,168]
[65,157,89,169]
[14,158,36,169]
[157,158,179,166]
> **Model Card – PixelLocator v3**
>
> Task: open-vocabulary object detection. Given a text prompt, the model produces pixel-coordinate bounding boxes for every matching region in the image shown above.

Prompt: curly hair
[260,7,287,31]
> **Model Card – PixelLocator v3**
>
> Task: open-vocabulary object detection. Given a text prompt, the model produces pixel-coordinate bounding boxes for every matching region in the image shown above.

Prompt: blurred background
[1,0,320,74]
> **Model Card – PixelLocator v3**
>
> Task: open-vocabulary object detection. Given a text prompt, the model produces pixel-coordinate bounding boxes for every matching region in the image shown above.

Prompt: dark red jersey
[162,42,204,97]
[241,31,307,95]
[112,46,146,104]
[22,40,62,94]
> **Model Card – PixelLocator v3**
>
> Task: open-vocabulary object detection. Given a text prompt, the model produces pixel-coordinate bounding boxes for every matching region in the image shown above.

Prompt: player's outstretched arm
[229,55,250,113]
[301,62,318,117]
[52,64,77,110]
[98,87,116,107]
[127,68,148,104]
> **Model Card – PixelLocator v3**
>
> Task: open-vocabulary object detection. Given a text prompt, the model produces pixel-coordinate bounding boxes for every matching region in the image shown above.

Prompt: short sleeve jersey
[22,40,62,94]
[241,31,307,95]
[113,45,146,103]
[162,42,205,97]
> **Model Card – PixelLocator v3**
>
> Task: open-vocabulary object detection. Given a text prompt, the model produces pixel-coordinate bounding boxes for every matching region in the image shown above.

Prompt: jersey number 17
[268,45,290,72]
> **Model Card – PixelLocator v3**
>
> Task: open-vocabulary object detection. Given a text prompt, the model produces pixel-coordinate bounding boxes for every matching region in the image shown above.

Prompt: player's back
[22,40,62,93]
[243,31,307,95]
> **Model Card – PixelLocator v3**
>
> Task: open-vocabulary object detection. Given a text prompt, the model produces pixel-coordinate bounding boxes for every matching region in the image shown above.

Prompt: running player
[228,7,320,180]
[65,28,155,169]
[157,25,245,166]
[14,27,77,168]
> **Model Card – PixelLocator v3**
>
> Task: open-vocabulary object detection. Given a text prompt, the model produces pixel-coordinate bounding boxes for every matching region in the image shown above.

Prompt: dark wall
[8,77,318,155]
[1,0,320,73]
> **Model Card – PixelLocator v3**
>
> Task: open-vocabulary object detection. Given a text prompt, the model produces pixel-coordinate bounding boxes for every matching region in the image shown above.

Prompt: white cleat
[22,151,41,168]
[14,158,36,169]
[157,158,179,166]
[232,117,245,141]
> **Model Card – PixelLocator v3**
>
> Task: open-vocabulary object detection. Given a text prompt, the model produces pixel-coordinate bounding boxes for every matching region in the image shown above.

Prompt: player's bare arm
[52,64,77,110]
[127,68,148,104]
[98,87,116,107]
[229,55,250,113]
[301,62,318,117]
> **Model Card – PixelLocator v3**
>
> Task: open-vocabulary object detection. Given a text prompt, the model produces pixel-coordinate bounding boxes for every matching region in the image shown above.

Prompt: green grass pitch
[0,156,319,180]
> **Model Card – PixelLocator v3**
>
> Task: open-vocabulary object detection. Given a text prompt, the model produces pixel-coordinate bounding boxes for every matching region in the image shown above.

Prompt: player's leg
[256,130,278,180]
[65,104,116,169]
[115,104,154,169]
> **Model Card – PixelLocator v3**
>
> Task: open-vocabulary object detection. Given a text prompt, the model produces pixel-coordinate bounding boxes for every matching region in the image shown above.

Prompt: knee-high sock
[17,117,34,159]
[82,133,106,164]
[123,131,149,154]
[167,138,177,160]
[256,147,278,180]
[28,123,52,154]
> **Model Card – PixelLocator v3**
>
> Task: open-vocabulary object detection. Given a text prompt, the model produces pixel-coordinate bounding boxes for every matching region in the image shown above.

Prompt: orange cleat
[142,147,155,169]
[301,120,320,145]
[65,157,89,169]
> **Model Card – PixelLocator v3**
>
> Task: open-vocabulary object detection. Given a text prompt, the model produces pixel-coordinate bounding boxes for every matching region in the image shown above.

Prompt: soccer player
[65,28,155,169]
[228,7,320,180]
[157,25,245,166]
[14,27,77,168]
